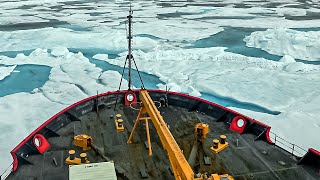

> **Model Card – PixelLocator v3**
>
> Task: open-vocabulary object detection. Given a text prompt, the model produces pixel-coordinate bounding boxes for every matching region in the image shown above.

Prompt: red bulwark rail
[161,90,273,143]
[309,148,320,156]
[11,89,273,171]
[10,90,126,171]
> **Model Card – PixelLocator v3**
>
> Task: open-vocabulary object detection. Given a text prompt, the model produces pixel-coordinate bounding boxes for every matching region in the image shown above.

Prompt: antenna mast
[127,3,133,90]
[117,1,144,92]
[113,1,146,110]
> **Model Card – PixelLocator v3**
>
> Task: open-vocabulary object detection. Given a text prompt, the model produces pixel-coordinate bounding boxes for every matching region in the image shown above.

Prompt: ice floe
[130,19,223,42]
[0,65,17,80]
[0,28,158,52]
[50,47,70,57]
[279,55,296,64]
[244,28,320,61]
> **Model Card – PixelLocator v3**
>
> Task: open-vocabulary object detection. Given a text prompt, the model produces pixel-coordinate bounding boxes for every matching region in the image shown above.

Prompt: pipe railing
[0,163,13,180]
[269,131,308,157]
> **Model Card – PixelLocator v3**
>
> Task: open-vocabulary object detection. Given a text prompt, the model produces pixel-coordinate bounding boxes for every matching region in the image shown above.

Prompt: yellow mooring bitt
[116,119,125,132]
[65,150,90,165]
[115,114,125,132]
[211,135,229,153]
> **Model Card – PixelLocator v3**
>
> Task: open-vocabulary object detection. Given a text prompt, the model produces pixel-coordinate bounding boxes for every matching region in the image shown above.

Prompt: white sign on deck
[69,162,117,180]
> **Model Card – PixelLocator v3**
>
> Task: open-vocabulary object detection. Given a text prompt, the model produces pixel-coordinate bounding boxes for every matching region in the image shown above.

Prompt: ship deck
[6,97,318,180]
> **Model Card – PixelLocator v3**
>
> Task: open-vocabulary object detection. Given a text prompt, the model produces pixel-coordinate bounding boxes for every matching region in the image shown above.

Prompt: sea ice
[279,55,296,64]
[230,94,320,156]
[1,0,320,174]
[99,71,129,90]
[0,92,66,175]
[0,28,158,52]
[0,65,16,81]
[94,45,320,152]
[244,28,320,61]
[131,19,223,42]
[50,47,70,57]
[0,49,129,172]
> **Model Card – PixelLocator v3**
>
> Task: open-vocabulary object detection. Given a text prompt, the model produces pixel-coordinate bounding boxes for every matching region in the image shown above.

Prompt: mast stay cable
[114,1,145,111]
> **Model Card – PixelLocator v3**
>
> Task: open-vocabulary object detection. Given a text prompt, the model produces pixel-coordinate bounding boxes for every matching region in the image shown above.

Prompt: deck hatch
[69,162,117,180]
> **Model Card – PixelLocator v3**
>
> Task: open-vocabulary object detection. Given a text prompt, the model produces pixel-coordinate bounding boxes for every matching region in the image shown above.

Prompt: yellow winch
[195,123,209,139]
[74,134,92,151]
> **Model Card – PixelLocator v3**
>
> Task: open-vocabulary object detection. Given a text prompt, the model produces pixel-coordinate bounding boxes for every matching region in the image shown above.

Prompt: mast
[114,2,145,110]
[127,3,133,90]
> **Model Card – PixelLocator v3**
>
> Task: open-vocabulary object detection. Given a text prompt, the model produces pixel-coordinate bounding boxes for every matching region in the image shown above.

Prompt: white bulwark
[69,162,117,180]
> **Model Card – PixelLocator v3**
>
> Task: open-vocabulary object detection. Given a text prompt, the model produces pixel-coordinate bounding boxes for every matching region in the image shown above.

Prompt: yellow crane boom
[127,89,233,180]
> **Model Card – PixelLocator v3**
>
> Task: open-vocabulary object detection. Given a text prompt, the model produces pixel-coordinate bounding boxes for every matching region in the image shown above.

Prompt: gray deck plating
[7,104,317,180]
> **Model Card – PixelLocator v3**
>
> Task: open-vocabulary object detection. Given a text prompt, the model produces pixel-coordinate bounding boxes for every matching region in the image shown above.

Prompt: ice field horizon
[1,0,320,173]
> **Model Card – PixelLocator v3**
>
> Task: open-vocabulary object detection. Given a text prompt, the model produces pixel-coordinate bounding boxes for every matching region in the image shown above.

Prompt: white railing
[269,131,308,157]
[0,163,13,180]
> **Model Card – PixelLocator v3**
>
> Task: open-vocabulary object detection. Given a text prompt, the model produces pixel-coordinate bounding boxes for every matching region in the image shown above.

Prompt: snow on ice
[244,28,320,61]
[0,65,17,81]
